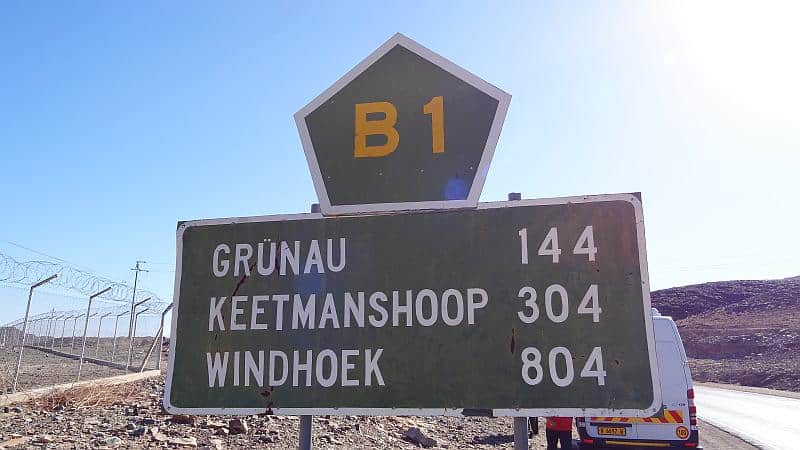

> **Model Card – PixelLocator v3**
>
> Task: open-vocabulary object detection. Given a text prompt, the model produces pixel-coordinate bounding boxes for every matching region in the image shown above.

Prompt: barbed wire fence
[0,251,173,395]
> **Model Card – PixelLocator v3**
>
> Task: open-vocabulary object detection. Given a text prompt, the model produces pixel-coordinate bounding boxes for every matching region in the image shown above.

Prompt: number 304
[521,346,607,387]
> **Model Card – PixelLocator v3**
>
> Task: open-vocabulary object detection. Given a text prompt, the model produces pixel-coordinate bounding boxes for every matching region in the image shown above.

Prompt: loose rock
[169,436,199,447]
[404,427,438,448]
[228,418,248,435]
[171,414,196,425]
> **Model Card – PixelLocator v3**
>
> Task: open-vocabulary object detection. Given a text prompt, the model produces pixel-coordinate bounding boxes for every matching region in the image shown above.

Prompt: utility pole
[126,261,148,367]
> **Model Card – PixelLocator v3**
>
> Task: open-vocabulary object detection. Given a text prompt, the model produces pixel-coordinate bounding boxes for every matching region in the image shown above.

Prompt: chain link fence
[0,249,172,396]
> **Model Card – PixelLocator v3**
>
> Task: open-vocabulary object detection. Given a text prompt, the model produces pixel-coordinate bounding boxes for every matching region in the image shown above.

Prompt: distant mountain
[651,276,800,391]
[651,277,800,320]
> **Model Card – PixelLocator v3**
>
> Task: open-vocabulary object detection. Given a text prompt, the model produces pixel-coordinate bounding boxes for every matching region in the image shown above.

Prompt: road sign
[164,194,660,417]
[295,33,511,215]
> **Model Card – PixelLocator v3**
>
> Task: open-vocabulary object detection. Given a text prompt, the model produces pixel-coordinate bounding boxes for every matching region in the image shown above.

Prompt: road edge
[0,370,162,407]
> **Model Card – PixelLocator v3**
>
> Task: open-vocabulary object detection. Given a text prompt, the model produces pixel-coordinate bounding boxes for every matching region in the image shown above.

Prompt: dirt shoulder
[698,419,758,450]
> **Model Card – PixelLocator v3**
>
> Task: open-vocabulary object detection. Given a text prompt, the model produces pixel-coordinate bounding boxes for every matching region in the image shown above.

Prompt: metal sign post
[12,274,58,393]
[78,287,112,381]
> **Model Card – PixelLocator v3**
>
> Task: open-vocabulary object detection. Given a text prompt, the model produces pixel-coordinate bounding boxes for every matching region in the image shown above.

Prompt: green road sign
[295,33,511,215]
[165,194,660,417]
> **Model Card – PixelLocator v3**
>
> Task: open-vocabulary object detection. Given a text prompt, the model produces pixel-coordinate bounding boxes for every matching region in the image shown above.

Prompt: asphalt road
[695,385,800,450]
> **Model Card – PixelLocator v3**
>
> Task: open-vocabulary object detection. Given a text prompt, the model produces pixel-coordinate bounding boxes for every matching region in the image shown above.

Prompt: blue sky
[1,1,798,324]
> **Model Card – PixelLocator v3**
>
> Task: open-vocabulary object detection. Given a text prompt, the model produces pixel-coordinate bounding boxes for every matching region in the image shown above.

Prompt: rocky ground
[0,374,569,449]
[652,276,800,392]
[0,373,755,449]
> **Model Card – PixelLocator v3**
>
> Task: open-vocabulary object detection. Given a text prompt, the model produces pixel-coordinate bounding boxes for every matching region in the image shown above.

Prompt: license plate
[598,426,627,436]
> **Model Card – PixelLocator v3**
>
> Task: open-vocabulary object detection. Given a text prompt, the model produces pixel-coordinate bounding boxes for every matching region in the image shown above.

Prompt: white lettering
[208,297,226,332]
[392,290,413,327]
[292,350,313,387]
[230,296,247,331]
[344,292,364,328]
[273,294,289,331]
[441,289,464,326]
[316,349,338,387]
[280,241,300,275]
[318,293,340,329]
[250,295,269,330]
[327,238,346,272]
[364,348,384,386]
[303,240,325,274]
[212,244,230,277]
[341,349,359,387]
[467,288,488,324]
[234,244,253,277]
[257,241,276,276]
[269,350,288,386]
[292,294,316,329]
[244,351,264,387]
[368,292,388,327]
[415,289,438,327]
[206,352,229,387]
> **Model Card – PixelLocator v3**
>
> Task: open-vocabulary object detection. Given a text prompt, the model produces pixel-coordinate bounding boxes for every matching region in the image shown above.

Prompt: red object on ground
[546,417,573,431]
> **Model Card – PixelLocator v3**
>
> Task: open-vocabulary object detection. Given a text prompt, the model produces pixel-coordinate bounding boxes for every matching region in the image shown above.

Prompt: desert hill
[651,276,800,391]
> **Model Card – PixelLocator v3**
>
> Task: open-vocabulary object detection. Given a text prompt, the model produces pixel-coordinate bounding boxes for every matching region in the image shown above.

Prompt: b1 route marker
[295,33,511,216]
[164,194,661,417]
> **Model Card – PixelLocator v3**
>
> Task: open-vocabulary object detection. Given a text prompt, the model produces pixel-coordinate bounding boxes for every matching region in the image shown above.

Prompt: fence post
[95,312,112,357]
[111,310,129,363]
[70,315,81,354]
[156,304,173,370]
[44,309,55,347]
[78,287,111,381]
[60,315,72,351]
[50,314,62,349]
[125,297,150,371]
[12,274,58,393]
[127,306,149,372]
[33,318,41,347]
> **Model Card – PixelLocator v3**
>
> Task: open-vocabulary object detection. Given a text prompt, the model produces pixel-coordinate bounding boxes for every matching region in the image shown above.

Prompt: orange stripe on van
[590,410,683,424]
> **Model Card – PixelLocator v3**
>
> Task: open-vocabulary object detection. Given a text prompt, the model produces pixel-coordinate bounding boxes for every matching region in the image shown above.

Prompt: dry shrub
[27,382,147,411]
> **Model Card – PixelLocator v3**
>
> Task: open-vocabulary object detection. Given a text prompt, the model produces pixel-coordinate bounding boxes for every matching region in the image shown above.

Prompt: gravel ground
[0,373,758,450]
[0,340,163,393]
[0,374,581,449]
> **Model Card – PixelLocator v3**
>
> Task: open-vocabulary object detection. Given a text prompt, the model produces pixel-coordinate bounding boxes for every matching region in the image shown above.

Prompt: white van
[577,309,700,448]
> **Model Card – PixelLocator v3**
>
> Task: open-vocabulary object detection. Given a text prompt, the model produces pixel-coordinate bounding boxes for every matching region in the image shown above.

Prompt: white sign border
[164,193,661,418]
[293,33,512,216]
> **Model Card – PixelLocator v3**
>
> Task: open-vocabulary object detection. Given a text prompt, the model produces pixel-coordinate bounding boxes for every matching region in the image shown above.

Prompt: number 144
[517,226,597,264]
